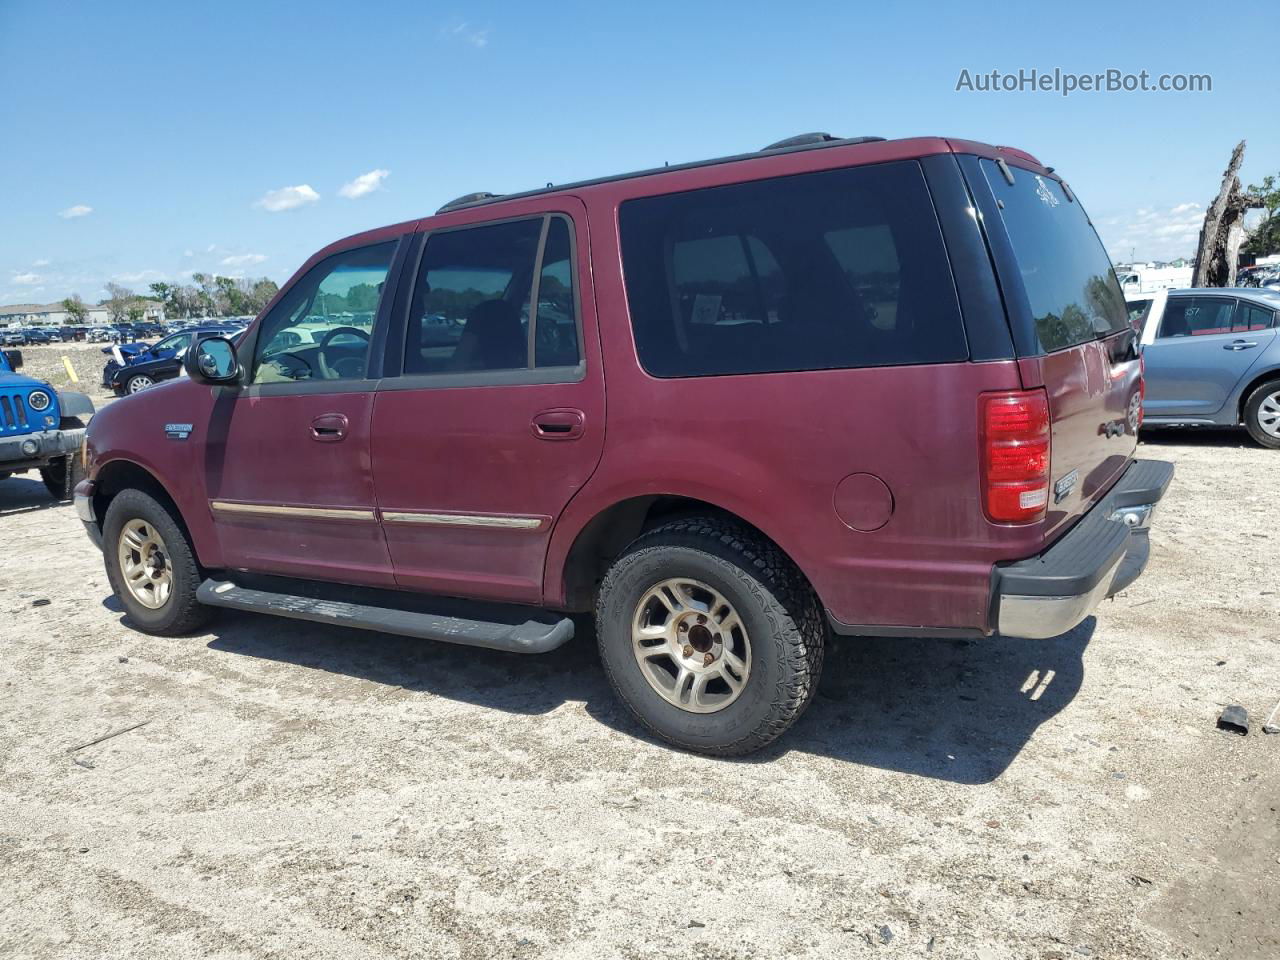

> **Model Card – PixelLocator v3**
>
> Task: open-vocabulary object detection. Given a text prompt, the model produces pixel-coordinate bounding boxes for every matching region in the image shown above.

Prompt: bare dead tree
[1191,141,1264,287]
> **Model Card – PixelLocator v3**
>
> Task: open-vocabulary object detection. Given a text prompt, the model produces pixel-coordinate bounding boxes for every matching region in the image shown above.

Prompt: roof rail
[760,133,885,152]
[436,191,503,214]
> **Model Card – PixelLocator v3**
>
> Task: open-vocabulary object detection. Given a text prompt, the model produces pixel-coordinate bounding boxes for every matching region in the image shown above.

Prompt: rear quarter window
[619,161,968,378]
[980,160,1128,353]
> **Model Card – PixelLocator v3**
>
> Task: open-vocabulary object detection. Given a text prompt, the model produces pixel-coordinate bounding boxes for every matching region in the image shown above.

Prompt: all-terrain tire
[595,516,826,756]
[102,488,214,635]
[1242,378,1280,449]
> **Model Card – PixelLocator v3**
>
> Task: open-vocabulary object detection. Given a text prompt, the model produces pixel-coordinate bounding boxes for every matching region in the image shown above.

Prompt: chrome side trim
[209,500,376,522]
[381,510,545,530]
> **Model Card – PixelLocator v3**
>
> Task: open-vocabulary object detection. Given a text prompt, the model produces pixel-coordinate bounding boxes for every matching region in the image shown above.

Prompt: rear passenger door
[1143,295,1274,416]
[370,202,605,604]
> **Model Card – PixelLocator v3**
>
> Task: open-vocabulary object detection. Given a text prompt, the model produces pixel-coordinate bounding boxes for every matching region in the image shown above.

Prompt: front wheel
[125,373,155,394]
[102,489,213,635]
[1243,379,1280,449]
[595,517,825,756]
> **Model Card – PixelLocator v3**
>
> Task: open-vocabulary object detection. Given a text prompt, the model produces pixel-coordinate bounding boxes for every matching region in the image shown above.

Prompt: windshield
[981,160,1129,353]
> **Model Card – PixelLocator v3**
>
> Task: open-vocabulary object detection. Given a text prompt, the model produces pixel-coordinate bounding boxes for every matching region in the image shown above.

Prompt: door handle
[1224,340,1259,350]
[531,408,585,440]
[310,413,348,442]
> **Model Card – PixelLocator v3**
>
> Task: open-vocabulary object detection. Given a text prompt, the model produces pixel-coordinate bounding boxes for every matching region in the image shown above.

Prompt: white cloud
[183,249,194,257]
[32,258,50,267]
[58,204,93,219]
[220,253,268,267]
[1100,202,1205,261]
[338,168,390,199]
[446,20,489,47]
[12,272,42,285]
[254,184,320,212]
[112,269,165,284]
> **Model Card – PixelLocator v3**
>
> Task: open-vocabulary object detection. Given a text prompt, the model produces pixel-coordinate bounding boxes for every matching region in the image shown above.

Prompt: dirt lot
[9,341,120,403]
[1,429,1276,959]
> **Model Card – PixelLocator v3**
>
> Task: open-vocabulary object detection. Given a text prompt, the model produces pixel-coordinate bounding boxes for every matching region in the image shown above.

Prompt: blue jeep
[0,348,96,499]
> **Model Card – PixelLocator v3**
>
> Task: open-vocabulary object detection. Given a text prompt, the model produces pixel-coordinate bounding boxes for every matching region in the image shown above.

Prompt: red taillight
[981,390,1051,524]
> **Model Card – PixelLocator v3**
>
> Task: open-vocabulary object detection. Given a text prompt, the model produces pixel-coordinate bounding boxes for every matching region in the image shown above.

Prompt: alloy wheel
[117,519,173,609]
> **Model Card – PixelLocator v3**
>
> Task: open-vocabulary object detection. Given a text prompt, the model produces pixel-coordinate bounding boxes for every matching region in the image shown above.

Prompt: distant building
[0,300,165,326]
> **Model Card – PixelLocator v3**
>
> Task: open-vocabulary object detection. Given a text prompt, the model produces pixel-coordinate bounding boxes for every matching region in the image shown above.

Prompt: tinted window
[981,161,1128,353]
[252,241,396,384]
[1234,302,1275,332]
[1126,299,1152,330]
[404,216,580,375]
[619,161,967,378]
[533,217,580,368]
[1158,297,1235,338]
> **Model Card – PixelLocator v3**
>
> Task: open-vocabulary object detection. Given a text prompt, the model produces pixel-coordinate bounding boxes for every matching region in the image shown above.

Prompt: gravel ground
[0,428,1276,959]
[9,341,120,403]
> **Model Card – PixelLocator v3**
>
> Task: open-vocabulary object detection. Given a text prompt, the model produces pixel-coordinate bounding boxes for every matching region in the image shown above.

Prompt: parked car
[25,327,53,345]
[77,133,1172,755]
[0,347,94,499]
[101,327,230,395]
[1135,287,1280,447]
[2,330,25,346]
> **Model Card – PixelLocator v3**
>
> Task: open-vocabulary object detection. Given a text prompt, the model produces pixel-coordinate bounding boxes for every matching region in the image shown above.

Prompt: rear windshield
[980,160,1128,353]
[619,161,967,378]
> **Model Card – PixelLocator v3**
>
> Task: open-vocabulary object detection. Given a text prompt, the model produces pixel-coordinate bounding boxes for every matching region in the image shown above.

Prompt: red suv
[76,134,1172,755]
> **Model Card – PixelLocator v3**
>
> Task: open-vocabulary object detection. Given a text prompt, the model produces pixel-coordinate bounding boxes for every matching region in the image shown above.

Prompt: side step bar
[196,579,574,654]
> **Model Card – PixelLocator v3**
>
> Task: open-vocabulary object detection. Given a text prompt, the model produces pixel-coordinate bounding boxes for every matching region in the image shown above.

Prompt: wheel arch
[92,458,199,556]
[553,493,817,613]
[1236,366,1280,423]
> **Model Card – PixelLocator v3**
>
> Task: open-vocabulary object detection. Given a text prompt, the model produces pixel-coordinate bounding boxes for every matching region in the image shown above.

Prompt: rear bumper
[993,459,1174,639]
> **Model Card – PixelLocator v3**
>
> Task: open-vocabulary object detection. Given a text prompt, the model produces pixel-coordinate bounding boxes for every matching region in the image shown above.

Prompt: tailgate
[1036,333,1141,540]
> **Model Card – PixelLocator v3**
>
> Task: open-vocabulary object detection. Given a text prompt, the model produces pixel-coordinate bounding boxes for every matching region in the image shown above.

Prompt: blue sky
[1,0,1274,306]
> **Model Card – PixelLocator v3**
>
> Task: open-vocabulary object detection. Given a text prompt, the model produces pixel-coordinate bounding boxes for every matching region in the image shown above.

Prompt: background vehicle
[0,347,94,499]
[22,328,51,345]
[77,134,1171,755]
[101,326,232,395]
[3,330,25,346]
[1137,287,1280,446]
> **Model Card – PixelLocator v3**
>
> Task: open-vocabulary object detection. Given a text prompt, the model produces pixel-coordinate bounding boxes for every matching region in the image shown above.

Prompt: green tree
[62,294,89,324]
[102,282,135,323]
[1244,172,1280,257]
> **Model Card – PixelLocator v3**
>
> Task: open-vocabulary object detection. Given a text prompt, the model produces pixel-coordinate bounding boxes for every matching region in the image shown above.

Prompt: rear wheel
[1243,379,1280,449]
[595,517,825,756]
[103,489,213,635]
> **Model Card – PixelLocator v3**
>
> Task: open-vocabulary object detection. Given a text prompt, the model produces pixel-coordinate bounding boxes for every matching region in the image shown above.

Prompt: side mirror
[3,349,21,370]
[184,336,241,385]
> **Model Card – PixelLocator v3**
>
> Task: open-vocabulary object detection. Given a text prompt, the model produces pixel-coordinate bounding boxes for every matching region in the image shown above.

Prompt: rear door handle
[1224,340,1259,350]
[310,413,348,441]
[531,408,585,440]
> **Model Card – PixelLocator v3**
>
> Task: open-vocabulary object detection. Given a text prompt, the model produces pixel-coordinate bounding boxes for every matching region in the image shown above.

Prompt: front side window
[980,162,1129,353]
[404,215,580,376]
[619,161,967,378]
[1158,297,1236,338]
[252,241,396,385]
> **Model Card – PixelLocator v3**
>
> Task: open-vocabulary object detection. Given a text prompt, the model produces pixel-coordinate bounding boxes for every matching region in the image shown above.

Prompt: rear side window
[1234,302,1276,332]
[1158,297,1235,338]
[980,161,1128,353]
[619,161,967,378]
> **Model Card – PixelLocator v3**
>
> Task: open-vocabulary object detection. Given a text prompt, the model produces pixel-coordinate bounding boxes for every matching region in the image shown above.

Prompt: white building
[0,300,165,327]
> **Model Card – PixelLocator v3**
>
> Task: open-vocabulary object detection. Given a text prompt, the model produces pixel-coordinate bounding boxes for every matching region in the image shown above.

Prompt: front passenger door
[205,239,403,586]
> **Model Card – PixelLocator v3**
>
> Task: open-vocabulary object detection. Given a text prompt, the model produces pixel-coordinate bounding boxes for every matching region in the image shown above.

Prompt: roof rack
[432,134,888,216]
[437,191,503,215]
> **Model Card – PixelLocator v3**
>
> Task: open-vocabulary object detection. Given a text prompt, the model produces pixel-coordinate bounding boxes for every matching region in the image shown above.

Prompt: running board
[196,579,574,654]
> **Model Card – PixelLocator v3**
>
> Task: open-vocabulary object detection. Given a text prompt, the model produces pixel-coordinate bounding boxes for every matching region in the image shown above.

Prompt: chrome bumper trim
[997,556,1123,640]
[74,490,96,523]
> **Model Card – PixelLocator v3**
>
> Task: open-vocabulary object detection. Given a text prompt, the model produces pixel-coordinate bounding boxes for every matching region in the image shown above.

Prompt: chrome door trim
[380,510,546,530]
[209,500,377,522]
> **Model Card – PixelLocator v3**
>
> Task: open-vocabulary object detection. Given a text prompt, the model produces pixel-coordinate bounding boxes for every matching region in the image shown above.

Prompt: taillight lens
[981,390,1051,524]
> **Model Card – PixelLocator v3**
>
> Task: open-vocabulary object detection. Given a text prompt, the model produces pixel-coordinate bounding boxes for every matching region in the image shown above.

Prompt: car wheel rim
[117,519,173,609]
[1258,391,1280,438]
[129,376,153,393]
[631,577,751,714]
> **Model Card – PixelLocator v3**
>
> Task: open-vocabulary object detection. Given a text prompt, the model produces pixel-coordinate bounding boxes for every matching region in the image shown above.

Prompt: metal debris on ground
[1216,705,1249,736]
[1263,699,1280,735]
[66,720,150,753]
[31,598,51,607]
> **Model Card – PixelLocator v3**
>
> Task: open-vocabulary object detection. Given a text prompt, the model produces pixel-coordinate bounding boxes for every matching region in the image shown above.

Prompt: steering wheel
[316,326,370,380]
